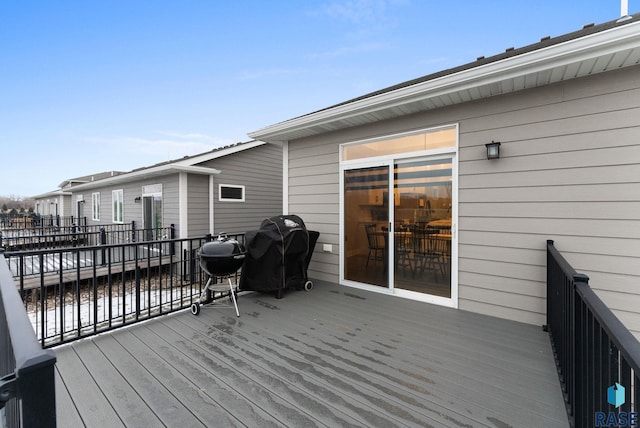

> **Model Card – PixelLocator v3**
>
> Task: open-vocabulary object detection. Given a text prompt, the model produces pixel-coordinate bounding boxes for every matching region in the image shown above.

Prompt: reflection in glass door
[393,158,452,298]
[343,165,389,288]
[343,158,453,300]
[143,195,163,241]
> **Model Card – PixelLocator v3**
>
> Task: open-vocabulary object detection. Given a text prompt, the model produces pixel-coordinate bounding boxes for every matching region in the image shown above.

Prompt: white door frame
[340,149,458,308]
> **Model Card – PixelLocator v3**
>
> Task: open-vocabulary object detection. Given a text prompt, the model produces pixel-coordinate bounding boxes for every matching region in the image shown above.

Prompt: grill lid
[198,233,246,258]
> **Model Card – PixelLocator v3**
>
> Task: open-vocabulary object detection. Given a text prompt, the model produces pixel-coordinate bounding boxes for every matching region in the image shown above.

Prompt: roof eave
[32,190,73,199]
[173,140,267,167]
[249,18,640,142]
[67,165,221,192]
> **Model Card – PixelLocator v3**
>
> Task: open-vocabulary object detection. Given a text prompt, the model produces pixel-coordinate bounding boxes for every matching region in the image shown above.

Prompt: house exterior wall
[66,143,282,239]
[61,195,72,217]
[286,65,640,336]
[186,173,209,237]
[33,195,71,217]
[80,175,180,231]
[197,142,283,234]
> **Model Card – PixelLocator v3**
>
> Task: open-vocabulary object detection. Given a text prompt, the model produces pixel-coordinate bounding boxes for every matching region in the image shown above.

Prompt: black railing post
[131,220,137,243]
[100,227,107,266]
[16,353,57,427]
[71,223,78,247]
[170,224,176,257]
[0,251,57,427]
[572,273,589,427]
[135,244,140,319]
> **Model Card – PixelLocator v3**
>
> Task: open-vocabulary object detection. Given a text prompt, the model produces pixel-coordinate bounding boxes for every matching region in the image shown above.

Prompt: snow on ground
[25,278,238,345]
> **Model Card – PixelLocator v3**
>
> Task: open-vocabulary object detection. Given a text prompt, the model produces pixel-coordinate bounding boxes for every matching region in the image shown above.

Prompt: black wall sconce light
[134,196,142,203]
[485,141,501,160]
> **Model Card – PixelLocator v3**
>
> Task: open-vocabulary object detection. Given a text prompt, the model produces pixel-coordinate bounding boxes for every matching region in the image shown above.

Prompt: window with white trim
[112,189,124,223]
[219,184,245,202]
[92,192,100,221]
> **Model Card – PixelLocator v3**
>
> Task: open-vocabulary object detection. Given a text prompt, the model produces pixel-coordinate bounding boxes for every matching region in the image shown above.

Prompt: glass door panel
[344,165,389,288]
[393,158,452,298]
[143,195,162,241]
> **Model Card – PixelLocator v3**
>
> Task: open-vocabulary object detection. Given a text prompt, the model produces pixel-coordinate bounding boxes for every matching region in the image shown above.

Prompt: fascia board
[353,25,640,116]
[67,164,220,191]
[249,21,640,141]
[32,190,72,199]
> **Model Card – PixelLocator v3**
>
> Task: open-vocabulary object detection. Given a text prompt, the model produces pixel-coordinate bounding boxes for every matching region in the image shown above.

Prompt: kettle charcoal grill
[191,233,246,317]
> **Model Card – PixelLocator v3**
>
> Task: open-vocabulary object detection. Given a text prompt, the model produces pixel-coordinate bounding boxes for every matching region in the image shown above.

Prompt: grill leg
[227,277,240,317]
[199,277,213,303]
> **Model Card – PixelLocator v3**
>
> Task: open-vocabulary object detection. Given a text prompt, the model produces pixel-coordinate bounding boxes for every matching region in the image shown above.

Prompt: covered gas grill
[239,214,319,299]
[191,233,246,316]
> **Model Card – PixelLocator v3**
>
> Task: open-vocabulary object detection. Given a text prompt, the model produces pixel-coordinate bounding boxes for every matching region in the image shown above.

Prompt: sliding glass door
[142,184,163,241]
[343,164,389,288]
[393,158,452,298]
[342,156,454,302]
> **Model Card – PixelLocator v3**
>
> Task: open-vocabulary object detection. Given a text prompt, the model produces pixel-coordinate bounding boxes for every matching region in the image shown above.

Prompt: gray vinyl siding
[79,175,180,230]
[69,144,280,239]
[287,64,640,336]
[186,173,209,237]
[288,139,340,283]
[196,143,283,234]
[457,65,640,334]
[162,177,180,232]
[62,195,72,217]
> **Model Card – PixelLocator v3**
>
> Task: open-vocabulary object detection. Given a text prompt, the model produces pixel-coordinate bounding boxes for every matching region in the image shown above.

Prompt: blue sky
[0,0,632,197]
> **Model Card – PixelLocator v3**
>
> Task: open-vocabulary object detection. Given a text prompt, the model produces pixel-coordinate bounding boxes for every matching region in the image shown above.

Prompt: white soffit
[249,18,640,142]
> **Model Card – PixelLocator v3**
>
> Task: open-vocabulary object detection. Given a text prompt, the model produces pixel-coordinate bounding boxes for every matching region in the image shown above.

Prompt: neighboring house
[249,15,640,337]
[33,171,125,219]
[66,141,283,238]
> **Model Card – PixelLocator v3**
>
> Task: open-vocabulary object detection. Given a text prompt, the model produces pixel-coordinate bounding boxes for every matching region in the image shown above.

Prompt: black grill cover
[240,215,319,292]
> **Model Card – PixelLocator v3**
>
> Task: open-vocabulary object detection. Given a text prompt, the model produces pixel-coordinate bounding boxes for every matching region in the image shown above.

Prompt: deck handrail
[546,240,640,428]
[4,233,245,348]
[0,250,57,428]
[1,222,176,252]
[0,214,86,229]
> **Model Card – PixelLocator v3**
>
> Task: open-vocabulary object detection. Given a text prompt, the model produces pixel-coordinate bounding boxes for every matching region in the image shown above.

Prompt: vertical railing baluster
[75,247,81,337]
[58,255,64,345]
[548,241,640,428]
[92,247,98,334]
[108,246,113,328]
[39,252,45,347]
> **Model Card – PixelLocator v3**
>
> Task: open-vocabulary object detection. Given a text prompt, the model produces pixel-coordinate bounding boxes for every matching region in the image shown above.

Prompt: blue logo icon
[608,383,626,408]
[596,383,637,427]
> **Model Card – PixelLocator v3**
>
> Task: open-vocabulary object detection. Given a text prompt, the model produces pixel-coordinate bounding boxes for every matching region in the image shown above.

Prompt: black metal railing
[0,250,57,428]
[547,240,640,427]
[4,232,244,349]
[1,222,175,252]
[0,214,86,229]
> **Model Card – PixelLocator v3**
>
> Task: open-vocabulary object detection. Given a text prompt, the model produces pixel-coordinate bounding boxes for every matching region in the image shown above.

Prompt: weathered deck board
[54,280,569,427]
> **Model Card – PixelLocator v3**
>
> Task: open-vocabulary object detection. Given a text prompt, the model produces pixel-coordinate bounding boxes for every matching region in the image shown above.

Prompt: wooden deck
[53,280,569,427]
